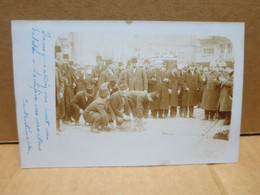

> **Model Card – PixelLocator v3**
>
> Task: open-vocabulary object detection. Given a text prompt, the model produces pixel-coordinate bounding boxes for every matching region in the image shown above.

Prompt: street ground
[56,108,231,166]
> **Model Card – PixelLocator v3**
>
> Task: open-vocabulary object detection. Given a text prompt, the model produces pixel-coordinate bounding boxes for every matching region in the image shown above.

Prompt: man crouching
[70,85,94,126]
[110,82,132,127]
[83,84,116,133]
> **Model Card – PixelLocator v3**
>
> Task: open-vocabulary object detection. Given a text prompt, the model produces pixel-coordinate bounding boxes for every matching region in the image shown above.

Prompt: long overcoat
[201,71,221,111]
[168,72,181,107]
[218,73,233,112]
[182,70,200,106]
[159,71,170,110]
[147,69,161,110]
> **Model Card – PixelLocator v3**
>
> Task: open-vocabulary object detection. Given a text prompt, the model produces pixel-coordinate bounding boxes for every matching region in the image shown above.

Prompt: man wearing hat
[92,55,106,94]
[201,66,221,121]
[70,85,95,126]
[119,61,130,86]
[56,60,65,131]
[110,81,131,125]
[147,62,162,118]
[62,59,77,123]
[182,64,200,118]
[83,84,116,133]
[99,59,117,85]
[168,65,181,117]
[127,56,148,92]
[114,61,124,80]
[158,62,170,118]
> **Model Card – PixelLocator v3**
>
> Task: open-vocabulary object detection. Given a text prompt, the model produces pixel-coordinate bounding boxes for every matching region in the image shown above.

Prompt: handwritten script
[22,26,52,154]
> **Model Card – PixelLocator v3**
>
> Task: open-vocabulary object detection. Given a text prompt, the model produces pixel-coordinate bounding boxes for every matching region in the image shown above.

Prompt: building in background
[55,33,234,70]
[194,36,234,69]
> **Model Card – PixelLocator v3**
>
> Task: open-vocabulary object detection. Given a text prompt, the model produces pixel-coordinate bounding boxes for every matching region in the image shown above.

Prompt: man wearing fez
[62,56,77,123]
[92,55,106,94]
[126,91,159,119]
[168,64,181,118]
[182,64,200,118]
[110,81,131,126]
[70,85,95,126]
[127,56,148,92]
[83,84,116,133]
[147,62,162,118]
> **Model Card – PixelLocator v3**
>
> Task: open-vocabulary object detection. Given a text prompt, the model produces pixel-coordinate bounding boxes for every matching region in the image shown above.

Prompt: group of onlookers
[55,55,233,133]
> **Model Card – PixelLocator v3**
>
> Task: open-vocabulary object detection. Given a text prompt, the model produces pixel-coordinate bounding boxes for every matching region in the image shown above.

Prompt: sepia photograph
[12,21,244,168]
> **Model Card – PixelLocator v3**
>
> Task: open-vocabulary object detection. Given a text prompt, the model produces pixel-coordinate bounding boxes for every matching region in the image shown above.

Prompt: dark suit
[99,68,117,85]
[70,90,94,122]
[127,67,148,91]
[83,97,115,128]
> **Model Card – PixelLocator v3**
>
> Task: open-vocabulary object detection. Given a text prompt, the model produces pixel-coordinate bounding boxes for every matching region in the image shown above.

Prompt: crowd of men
[55,55,234,133]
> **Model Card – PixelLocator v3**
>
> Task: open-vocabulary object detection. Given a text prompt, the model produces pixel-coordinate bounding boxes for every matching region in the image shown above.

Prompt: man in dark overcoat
[147,64,161,118]
[159,64,170,118]
[92,56,106,94]
[201,68,221,120]
[182,65,200,118]
[127,57,148,91]
[218,68,234,125]
[168,65,181,117]
[55,61,65,131]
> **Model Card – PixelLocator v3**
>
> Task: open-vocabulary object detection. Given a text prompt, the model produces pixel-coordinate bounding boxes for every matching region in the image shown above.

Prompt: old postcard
[12,21,244,168]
